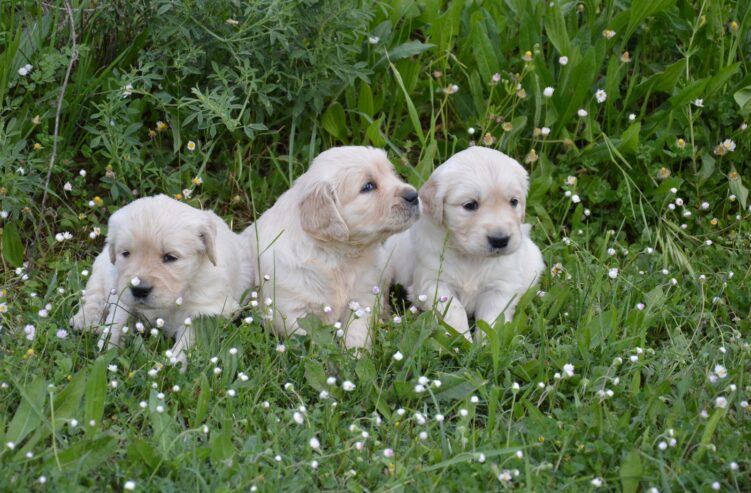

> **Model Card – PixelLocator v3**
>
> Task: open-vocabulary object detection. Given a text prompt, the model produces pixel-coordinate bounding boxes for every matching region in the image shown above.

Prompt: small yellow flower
[729,20,739,32]
[148,129,157,139]
[25,348,35,358]
[33,142,43,151]
[93,196,104,207]
[728,170,739,181]
[156,120,168,132]
[482,132,495,146]
[538,435,545,443]
[32,115,41,125]
[192,176,203,186]
[658,167,671,179]
[186,140,196,152]
[710,217,718,226]
[66,374,72,381]
[522,51,533,62]
[128,371,135,379]
[502,122,513,132]
[525,149,538,164]
[174,193,183,200]
[676,138,686,149]
[620,51,631,63]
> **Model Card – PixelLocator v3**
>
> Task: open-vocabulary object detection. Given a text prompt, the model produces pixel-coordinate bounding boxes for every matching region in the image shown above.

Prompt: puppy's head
[420,147,529,257]
[106,195,218,310]
[297,147,419,246]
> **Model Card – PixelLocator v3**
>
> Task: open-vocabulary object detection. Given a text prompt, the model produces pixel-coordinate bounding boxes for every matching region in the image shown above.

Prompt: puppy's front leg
[474,289,517,341]
[71,250,117,330]
[169,324,195,373]
[344,315,372,351]
[413,282,471,340]
[99,301,129,351]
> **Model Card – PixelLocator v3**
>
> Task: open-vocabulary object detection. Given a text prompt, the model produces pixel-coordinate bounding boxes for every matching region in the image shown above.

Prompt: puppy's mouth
[389,203,420,229]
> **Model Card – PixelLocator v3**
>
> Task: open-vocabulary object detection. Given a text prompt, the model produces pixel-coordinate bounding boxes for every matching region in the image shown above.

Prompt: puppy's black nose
[487,235,510,249]
[402,189,419,205]
[130,285,153,299]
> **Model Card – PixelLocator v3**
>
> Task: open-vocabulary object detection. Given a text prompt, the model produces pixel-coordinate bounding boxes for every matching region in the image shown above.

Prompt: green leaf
[304,360,328,392]
[6,377,47,445]
[321,102,347,141]
[84,356,108,432]
[618,122,641,155]
[469,12,499,84]
[625,0,676,40]
[699,153,716,182]
[729,173,749,209]
[210,419,235,464]
[733,85,751,116]
[545,2,571,56]
[620,448,643,493]
[358,83,374,118]
[377,40,434,67]
[52,369,87,431]
[193,373,210,428]
[52,435,117,472]
[1,221,24,267]
[127,439,161,473]
[390,61,425,145]
[355,356,376,385]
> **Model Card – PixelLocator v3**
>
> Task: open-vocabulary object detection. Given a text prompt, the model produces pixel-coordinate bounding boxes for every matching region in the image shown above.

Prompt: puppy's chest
[448,257,518,301]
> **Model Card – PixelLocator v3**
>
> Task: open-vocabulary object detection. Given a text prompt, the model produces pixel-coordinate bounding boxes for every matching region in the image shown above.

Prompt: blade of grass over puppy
[389,59,426,146]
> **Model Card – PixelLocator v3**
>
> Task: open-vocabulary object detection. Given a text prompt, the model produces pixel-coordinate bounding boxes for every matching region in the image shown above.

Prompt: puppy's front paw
[71,306,104,332]
[171,352,188,374]
[442,305,471,340]
[343,320,372,353]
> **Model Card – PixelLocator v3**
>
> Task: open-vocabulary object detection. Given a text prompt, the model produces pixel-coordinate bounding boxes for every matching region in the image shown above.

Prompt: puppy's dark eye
[121,251,130,258]
[361,181,377,193]
[163,254,178,263]
[463,201,479,211]
[510,198,519,207]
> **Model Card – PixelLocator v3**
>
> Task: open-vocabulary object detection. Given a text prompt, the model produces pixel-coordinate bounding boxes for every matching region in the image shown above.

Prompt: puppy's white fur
[72,194,253,368]
[243,146,419,349]
[385,147,544,339]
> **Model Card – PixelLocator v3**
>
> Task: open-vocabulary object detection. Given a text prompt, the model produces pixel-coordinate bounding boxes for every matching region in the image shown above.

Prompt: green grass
[1,0,750,491]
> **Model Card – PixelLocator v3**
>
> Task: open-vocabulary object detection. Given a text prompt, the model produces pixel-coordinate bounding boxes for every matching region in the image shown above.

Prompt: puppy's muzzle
[130,285,153,300]
[487,234,511,250]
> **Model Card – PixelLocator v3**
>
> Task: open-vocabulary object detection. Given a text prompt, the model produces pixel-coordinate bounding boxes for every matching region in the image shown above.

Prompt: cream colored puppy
[72,194,253,368]
[386,147,544,340]
[244,146,419,349]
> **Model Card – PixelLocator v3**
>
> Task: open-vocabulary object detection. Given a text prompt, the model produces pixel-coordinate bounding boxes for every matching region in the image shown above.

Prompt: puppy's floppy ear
[299,183,349,242]
[198,216,218,266]
[106,209,125,264]
[419,177,443,224]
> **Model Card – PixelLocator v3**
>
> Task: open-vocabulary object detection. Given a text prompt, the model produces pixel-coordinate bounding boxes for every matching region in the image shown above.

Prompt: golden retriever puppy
[385,147,544,340]
[72,194,253,368]
[244,146,419,349]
